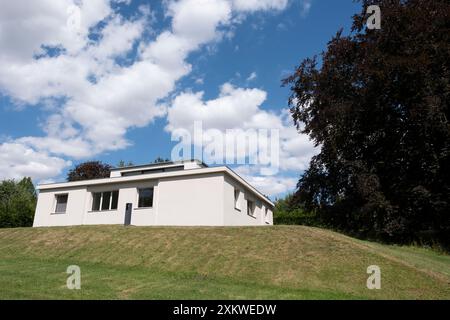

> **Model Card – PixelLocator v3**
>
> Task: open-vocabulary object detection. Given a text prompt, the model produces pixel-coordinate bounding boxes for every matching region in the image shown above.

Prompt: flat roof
[38,166,274,207]
[110,159,208,171]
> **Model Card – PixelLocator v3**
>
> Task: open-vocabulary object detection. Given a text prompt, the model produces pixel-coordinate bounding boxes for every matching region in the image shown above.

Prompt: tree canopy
[154,157,170,163]
[284,0,449,246]
[117,160,134,168]
[0,178,36,228]
[67,161,112,182]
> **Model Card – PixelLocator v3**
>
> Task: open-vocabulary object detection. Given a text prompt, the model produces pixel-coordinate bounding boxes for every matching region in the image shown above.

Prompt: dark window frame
[234,189,241,211]
[91,190,119,212]
[264,207,270,224]
[138,188,154,208]
[247,200,255,217]
[92,192,102,211]
[111,190,119,210]
[54,194,68,214]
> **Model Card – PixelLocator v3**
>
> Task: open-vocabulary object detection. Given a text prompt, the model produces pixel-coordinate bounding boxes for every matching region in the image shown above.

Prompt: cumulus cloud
[0,0,112,63]
[231,0,289,12]
[234,165,297,196]
[0,0,313,190]
[0,142,71,182]
[166,82,319,196]
[167,83,268,132]
[0,0,288,155]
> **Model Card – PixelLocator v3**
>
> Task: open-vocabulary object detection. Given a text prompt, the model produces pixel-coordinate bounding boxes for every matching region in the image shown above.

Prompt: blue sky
[0,0,360,198]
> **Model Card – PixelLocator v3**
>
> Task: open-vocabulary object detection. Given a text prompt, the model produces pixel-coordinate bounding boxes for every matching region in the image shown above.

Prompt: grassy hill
[0,225,448,299]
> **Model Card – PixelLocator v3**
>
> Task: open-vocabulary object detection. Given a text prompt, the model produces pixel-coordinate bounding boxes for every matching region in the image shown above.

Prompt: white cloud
[0,0,112,62]
[18,136,93,159]
[246,71,257,82]
[168,0,231,46]
[231,0,289,12]
[166,82,319,196]
[0,0,234,160]
[234,165,297,196]
[0,0,286,160]
[87,14,146,61]
[300,0,312,17]
[0,0,307,186]
[0,142,71,182]
[277,22,287,31]
[194,77,204,85]
[167,83,268,132]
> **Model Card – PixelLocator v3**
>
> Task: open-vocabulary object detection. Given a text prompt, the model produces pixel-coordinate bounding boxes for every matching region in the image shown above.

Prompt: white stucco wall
[33,168,273,227]
[81,181,159,226]
[223,175,273,226]
[33,180,160,227]
[156,173,224,226]
[33,187,88,227]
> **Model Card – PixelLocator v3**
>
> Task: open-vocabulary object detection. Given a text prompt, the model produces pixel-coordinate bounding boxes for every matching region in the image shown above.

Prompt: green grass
[0,225,448,300]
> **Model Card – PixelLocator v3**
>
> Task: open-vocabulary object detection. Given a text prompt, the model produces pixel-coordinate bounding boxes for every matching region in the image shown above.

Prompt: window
[265,207,270,224]
[91,191,119,211]
[92,193,101,211]
[247,200,255,217]
[111,191,119,210]
[101,192,112,211]
[121,165,184,177]
[55,194,68,214]
[234,189,241,210]
[138,188,154,208]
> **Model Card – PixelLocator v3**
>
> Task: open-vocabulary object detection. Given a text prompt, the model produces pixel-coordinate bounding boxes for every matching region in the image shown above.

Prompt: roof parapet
[110,159,207,178]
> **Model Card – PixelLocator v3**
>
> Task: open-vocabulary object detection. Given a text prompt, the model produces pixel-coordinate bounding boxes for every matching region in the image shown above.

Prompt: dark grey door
[124,203,132,226]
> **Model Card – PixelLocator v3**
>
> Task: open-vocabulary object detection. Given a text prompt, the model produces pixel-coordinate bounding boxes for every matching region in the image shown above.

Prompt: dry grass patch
[0,225,448,299]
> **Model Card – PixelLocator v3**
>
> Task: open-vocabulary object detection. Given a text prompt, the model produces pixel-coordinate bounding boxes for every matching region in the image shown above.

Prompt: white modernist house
[33,160,274,227]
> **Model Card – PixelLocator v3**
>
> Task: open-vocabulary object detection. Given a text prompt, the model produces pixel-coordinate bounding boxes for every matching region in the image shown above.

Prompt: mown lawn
[0,225,448,299]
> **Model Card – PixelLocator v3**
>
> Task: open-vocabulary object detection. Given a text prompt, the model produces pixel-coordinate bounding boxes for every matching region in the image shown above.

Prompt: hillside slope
[0,225,448,299]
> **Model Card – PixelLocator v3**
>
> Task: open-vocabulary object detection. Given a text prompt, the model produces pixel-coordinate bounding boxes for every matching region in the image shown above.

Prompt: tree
[273,193,317,226]
[154,157,170,163]
[0,178,37,228]
[67,161,112,182]
[117,160,134,168]
[284,0,450,246]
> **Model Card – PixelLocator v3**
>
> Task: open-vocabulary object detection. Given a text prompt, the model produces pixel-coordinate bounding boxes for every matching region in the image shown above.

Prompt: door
[124,203,132,226]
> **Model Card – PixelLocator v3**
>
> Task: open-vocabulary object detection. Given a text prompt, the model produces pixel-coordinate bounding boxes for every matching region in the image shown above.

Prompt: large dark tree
[284,0,449,246]
[67,161,112,182]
